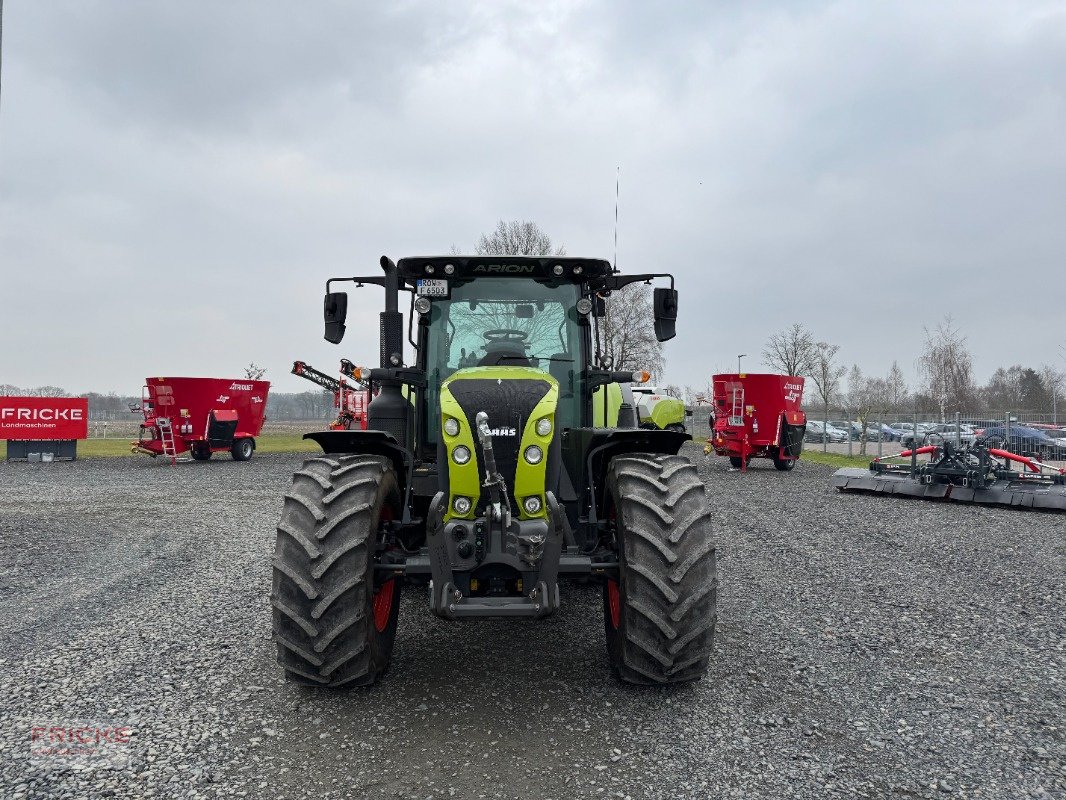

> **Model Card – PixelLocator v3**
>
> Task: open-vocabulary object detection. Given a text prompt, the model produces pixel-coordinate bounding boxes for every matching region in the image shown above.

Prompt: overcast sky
[1,0,1064,396]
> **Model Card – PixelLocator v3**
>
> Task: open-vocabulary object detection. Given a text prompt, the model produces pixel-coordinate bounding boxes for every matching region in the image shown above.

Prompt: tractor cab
[271,255,718,687]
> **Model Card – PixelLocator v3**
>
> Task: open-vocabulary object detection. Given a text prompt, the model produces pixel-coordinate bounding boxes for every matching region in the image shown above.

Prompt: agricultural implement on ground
[705,373,806,471]
[631,386,689,432]
[832,441,1066,511]
[271,255,717,687]
[133,377,269,464]
[291,360,369,430]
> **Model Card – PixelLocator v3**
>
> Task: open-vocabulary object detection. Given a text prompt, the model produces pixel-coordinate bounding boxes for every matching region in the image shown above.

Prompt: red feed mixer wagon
[707,373,807,471]
[133,377,270,464]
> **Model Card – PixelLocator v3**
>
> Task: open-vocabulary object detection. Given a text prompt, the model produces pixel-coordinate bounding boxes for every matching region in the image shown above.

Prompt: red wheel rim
[372,505,396,633]
[607,579,621,629]
[373,579,395,633]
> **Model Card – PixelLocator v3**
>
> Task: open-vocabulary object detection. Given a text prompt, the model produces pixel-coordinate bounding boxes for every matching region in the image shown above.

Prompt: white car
[804,420,848,443]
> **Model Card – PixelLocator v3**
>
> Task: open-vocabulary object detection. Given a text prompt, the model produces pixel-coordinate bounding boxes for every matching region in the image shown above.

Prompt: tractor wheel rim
[607,579,621,630]
[373,579,395,633]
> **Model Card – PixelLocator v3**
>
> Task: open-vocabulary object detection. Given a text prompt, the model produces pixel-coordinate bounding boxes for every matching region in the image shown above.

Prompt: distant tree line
[758,317,1064,419]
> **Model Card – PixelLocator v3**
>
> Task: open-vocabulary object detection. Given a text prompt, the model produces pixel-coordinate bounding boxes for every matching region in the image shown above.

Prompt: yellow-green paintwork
[439,366,559,521]
[647,395,685,429]
[592,382,623,427]
[439,385,480,520]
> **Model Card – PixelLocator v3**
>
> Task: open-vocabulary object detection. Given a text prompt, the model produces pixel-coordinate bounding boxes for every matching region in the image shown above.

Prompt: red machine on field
[707,373,807,472]
[291,360,369,430]
[133,377,270,464]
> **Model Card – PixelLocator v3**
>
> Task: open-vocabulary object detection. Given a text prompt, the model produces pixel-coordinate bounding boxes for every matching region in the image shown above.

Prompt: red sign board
[0,397,89,440]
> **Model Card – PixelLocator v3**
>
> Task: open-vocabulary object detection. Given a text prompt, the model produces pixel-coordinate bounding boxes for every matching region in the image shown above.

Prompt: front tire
[603,454,717,684]
[271,455,402,687]
[191,443,211,461]
[728,456,744,469]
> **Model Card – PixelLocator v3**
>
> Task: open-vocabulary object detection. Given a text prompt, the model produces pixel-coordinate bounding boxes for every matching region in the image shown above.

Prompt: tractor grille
[447,377,552,510]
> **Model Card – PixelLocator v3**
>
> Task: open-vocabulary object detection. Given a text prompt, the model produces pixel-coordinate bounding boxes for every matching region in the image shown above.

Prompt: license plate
[417,279,449,297]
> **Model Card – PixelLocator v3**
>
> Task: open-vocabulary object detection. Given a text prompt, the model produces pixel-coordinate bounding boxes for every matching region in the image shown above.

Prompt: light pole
[737,354,746,374]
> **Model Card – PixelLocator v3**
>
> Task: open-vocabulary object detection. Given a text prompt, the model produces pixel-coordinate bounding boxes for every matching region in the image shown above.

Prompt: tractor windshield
[422,279,585,443]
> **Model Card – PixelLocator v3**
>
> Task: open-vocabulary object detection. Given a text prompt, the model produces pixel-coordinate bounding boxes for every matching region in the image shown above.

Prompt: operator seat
[478,344,530,367]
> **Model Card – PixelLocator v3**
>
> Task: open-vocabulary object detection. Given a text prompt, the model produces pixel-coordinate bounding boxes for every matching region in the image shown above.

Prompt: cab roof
[396,255,613,283]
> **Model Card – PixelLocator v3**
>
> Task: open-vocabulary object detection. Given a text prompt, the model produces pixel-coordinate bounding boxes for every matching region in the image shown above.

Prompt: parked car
[804,420,848,443]
[829,421,864,441]
[920,423,978,447]
[898,423,939,448]
[977,426,1066,461]
[863,425,887,441]
[879,424,904,442]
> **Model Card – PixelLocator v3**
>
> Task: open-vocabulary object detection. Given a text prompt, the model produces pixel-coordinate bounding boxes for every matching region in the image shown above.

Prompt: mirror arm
[326,275,389,293]
[599,272,674,291]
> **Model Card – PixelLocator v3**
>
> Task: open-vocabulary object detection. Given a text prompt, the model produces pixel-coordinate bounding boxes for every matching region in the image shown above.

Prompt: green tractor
[271,256,717,686]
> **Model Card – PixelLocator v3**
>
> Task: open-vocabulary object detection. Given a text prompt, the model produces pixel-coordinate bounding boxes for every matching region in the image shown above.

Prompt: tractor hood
[439,367,559,521]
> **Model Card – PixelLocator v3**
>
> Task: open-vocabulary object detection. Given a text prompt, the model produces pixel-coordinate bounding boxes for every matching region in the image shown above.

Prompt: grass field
[799,450,876,469]
[0,434,319,460]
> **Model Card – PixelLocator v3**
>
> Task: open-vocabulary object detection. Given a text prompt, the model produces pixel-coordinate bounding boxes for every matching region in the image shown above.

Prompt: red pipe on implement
[881,445,937,461]
[988,448,1044,474]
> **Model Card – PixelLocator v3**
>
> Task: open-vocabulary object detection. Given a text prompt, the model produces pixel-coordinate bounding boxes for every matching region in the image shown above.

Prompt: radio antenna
[613,166,620,273]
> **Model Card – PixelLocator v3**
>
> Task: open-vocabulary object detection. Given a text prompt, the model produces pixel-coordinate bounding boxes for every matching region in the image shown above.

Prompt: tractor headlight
[523,496,542,515]
[524,445,543,465]
[444,417,460,436]
[452,445,471,465]
[453,496,472,515]
[576,298,593,315]
[414,296,432,315]
[552,264,564,276]
[536,417,552,437]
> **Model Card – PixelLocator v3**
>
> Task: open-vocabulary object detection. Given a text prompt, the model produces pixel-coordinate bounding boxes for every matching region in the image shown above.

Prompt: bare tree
[762,323,817,377]
[981,365,1025,409]
[918,315,976,419]
[0,383,23,396]
[846,366,888,456]
[476,220,566,256]
[664,384,682,399]
[33,386,69,397]
[244,363,267,380]
[466,222,570,355]
[885,360,909,412]
[810,341,846,448]
[600,283,665,379]
[1039,363,1063,421]
[296,390,333,419]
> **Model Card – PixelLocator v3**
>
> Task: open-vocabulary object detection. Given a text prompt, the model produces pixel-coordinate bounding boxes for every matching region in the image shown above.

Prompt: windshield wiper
[495,354,574,363]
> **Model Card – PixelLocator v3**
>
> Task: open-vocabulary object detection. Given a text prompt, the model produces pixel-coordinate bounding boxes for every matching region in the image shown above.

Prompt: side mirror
[592,295,606,318]
[653,287,678,342]
[323,292,348,344]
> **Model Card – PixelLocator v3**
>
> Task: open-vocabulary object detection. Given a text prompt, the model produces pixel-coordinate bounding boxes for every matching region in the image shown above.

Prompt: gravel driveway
[0,446,1062,799]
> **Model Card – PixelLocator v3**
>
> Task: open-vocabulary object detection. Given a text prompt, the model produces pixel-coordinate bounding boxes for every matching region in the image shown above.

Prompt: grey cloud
[0,0,1063,394]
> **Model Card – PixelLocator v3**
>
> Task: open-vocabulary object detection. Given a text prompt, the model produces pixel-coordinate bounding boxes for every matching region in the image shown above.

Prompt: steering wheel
[483,329,529,344]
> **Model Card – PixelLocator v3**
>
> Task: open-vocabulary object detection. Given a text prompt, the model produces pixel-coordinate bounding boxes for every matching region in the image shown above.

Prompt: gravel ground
[0,446,1062,799]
